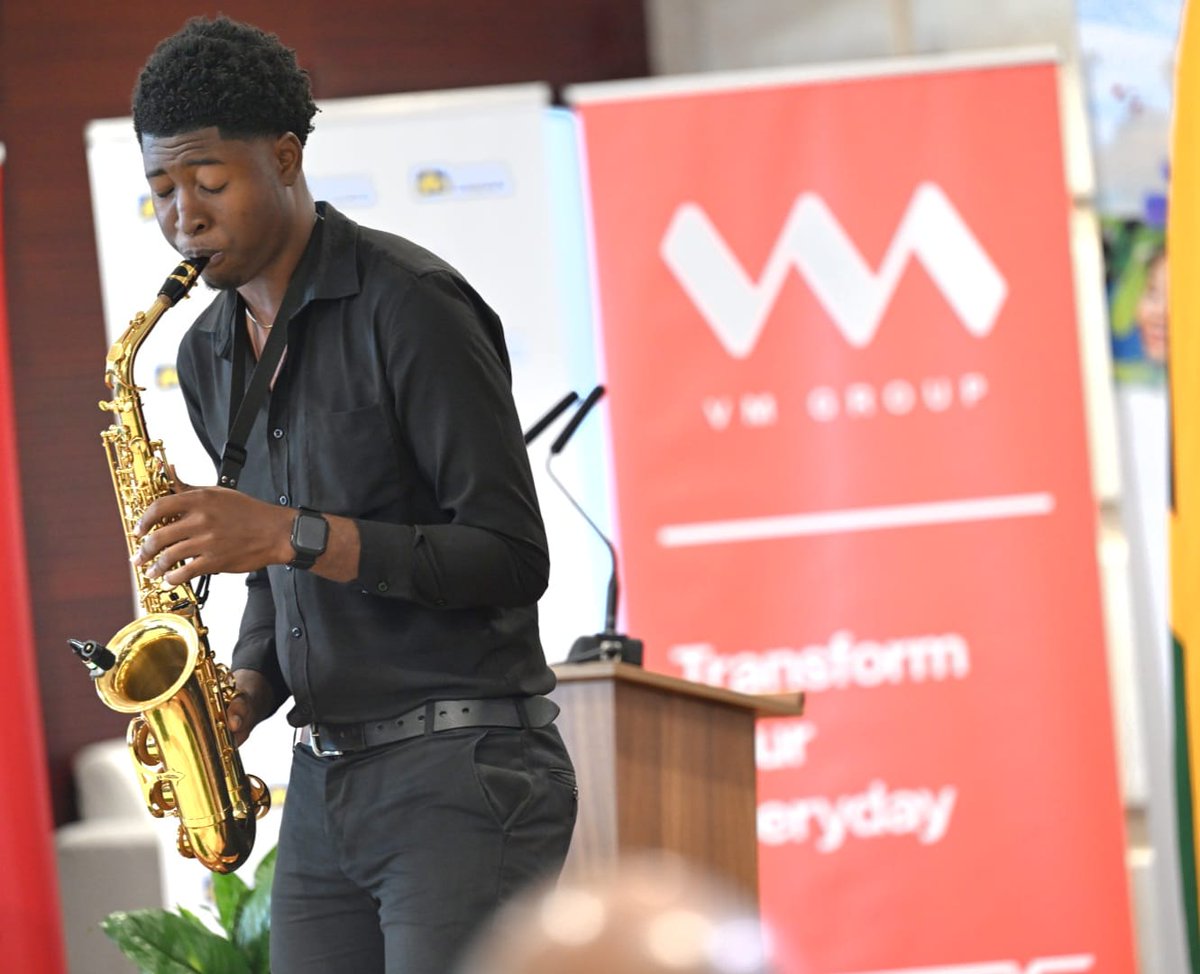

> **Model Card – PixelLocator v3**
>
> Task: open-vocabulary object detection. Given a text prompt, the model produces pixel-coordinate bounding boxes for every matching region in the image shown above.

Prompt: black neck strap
[218,215,324,489]
[218,303,290,488]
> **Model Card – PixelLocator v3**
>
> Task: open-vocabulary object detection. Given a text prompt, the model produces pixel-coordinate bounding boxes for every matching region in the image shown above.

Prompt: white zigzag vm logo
[660,182,1008,358]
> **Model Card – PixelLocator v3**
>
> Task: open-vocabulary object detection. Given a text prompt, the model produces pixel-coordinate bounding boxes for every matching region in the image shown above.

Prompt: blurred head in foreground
[456,853,778,974]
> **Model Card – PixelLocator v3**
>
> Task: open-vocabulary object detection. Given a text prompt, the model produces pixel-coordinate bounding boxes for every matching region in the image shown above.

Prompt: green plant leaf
[211,869,250,939]
[252,846,278,892]
[176,907,216,934]
[236,849,277,973]
[102,910,252,974]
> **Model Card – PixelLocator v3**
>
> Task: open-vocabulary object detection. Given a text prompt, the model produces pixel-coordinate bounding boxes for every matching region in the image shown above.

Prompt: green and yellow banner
[1173,3,1200,969]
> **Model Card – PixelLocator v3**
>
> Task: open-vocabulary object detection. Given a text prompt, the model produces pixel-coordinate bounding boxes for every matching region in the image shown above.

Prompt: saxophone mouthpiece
[158,256,210,306]
[68,638,117,676]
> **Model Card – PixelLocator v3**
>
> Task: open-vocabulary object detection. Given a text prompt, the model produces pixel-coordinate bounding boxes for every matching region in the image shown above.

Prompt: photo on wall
[1103,216,1167,384]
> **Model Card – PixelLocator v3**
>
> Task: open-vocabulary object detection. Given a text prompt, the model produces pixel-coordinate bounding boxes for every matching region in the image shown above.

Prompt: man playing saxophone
[128,16,576,974]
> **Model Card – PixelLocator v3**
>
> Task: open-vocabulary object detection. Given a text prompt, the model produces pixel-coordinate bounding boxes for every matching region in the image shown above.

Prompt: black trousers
[269,722,577,974]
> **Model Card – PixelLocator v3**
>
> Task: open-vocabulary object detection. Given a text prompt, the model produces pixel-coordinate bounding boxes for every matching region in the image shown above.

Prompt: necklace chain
[246,308,273,330]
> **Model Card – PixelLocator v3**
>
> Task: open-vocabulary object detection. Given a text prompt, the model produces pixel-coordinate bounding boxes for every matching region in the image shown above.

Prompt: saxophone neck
[106,303,167,392]
[105,257,209,391]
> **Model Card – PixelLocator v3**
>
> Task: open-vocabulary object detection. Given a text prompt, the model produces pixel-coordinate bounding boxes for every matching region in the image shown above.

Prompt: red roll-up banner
[0,148,67,972]
[572,55,1134,973]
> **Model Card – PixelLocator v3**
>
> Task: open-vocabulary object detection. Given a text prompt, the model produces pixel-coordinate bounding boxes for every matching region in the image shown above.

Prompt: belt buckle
[309,724,344,757]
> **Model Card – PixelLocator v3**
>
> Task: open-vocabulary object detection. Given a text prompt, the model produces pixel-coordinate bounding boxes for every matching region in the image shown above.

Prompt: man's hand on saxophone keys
[226,669,275,746]
[133,486,294,584]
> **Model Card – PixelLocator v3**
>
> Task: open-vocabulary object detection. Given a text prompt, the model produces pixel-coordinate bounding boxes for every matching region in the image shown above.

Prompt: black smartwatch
[288,508,329,570]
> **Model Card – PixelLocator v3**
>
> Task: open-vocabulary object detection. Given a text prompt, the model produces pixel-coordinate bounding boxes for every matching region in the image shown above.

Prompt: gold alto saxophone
[70,257,269,873]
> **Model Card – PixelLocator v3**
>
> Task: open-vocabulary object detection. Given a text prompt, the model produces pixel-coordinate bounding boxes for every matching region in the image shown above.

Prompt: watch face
[294,513,329,553]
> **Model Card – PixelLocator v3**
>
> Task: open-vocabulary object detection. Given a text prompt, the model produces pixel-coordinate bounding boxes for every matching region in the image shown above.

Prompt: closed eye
[199,183,228,195]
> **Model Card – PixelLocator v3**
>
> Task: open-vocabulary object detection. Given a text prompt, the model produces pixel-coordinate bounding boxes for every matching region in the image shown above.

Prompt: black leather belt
[303,695,560,756]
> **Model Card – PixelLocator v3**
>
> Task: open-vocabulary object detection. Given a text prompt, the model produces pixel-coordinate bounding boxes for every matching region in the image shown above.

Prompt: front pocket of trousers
[472,730,535,831]
[547,767,578,802]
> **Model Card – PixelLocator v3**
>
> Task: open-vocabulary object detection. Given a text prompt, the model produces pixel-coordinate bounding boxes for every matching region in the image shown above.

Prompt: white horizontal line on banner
[831,954,1094,974]
[656,492,1056,548]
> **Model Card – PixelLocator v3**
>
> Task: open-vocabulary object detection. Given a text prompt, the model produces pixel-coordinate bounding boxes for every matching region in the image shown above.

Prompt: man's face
[141,127,294,291]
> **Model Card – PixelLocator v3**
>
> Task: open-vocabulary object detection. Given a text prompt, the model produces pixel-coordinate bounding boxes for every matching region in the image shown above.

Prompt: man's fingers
[135,493,187,537]
[227,704,249,746]
[161,555,208,587]
[135,524,191,568]
[225,685,261,747]
[227,694,249,731]
[166,464,194,494]
[139,532,209,582]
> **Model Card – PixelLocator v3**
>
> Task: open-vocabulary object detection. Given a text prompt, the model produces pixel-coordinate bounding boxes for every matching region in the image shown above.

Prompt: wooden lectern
[550,661,804,898]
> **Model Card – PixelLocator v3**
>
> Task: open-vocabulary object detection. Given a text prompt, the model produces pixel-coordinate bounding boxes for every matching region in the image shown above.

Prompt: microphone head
[549,385,606,455]
[523,391,580,445]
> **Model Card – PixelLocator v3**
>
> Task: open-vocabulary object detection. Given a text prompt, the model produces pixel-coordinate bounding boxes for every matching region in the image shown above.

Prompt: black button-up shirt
[176,203,554,725]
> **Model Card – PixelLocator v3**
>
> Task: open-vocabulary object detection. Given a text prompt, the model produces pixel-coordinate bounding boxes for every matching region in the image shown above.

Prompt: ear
[274,133,304,187]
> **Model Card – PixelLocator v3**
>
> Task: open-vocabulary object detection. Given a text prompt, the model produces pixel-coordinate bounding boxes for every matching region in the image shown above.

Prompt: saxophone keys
[176,825,195,860]
[128,716,162,768]
[247,774,271,820]
[147,778,176,817]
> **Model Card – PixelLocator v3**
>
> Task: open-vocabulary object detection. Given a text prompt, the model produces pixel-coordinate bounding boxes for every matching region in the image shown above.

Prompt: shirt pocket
[304,402,395,515]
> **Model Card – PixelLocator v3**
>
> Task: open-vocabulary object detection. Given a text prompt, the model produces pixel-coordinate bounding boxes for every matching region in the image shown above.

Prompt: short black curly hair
[132,16,318,145]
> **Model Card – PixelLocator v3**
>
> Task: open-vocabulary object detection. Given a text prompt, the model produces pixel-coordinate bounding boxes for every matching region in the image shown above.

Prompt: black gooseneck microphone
[543,385,643,665]
[548,385,605,456]
[523,391,580,445]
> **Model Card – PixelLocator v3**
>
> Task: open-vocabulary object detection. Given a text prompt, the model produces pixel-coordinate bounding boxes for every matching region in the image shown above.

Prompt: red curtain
[0,151,67,973]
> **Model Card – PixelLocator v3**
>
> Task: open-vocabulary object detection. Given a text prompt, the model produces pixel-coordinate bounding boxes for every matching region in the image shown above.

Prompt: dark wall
[0,1,648,825]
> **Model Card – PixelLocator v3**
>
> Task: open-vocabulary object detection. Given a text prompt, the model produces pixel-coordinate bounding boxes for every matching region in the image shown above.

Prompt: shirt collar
[210,201,361,359]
